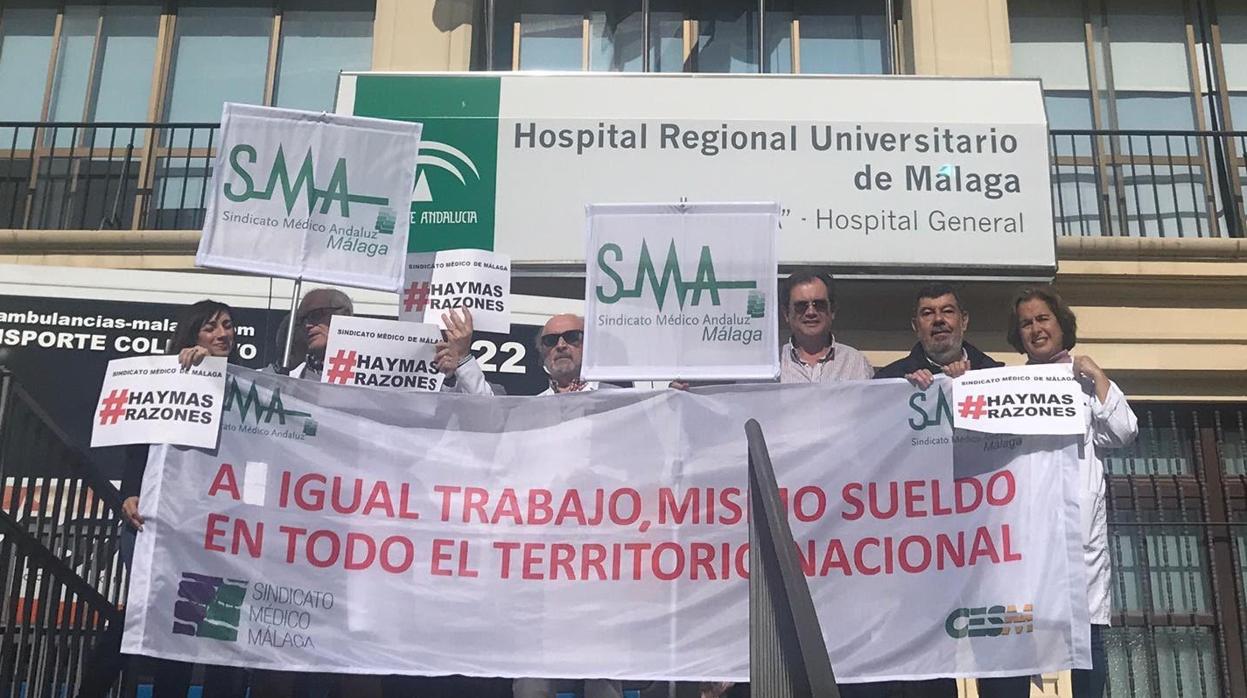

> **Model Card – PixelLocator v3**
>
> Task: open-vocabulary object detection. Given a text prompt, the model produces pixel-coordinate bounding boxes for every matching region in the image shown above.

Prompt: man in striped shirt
[778,267,873,384]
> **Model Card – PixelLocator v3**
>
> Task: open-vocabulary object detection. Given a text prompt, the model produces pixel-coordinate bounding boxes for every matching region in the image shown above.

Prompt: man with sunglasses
[780,267,873,384]
[283,287,492,394]
[533,313,606,395]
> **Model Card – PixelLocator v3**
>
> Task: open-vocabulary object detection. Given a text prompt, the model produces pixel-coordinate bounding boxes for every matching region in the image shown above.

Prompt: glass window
[797,1,887,75]
[693,3,789,74]
[1010,0,1089,90]
[164,4,272,123]
[649,9,685,72]
[274,2,374,112]
[0,6,57,132]
[92,5,161,123]
[1104,0,1191,93]
[48,6,98,126]
[519,13,582,70]
[588,5,643,72]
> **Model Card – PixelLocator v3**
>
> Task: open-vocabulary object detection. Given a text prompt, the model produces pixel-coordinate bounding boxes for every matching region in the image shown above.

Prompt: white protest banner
[91,356,226,448]
[196,103,420,291]
[321,315,444,392]
[124,368,1089,682]
[582,202,779,381]
[398,249,511,333]
[952,364,1086,436]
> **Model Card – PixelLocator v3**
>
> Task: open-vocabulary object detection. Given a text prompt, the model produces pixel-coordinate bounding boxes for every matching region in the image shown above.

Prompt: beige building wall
[3,0,1244,410]
[371,0,475,72]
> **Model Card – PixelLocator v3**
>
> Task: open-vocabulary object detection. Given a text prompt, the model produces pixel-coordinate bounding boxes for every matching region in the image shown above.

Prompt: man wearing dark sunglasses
[532,313,603,396]
[780,267,873,384]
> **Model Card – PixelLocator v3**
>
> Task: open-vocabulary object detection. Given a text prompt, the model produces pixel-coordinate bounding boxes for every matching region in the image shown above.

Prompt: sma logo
[909,389,953,431]
[595,239,756,311]
[223,378,317,435]
[224,144,389,217]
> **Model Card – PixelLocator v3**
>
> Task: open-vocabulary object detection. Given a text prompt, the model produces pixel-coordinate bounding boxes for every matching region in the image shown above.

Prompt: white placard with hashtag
[951,364,1087,435]
[397,249,511,333]
[90,355,227,449]
[321,315,445,392]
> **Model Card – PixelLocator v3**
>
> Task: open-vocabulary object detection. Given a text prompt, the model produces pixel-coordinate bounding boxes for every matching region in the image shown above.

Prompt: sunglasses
[299,306,346,327]
[791,299,831,314]
[539,329,584,348]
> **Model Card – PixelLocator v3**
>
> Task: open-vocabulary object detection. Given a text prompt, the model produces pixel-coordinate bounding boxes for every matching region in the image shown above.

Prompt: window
[163,4,272,124]
[274,1,375,111]
[491,1,891,75]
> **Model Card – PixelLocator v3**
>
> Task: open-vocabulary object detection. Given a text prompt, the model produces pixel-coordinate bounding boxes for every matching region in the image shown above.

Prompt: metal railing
[1049,129,1247,238]
[0,368,129,698]
[1,122,217,232]
[1104,404,1247,697]
[4,122,1247,239]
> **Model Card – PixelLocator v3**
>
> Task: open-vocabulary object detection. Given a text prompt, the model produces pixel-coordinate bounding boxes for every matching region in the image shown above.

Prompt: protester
[853,284,1004,698]
[282,287,491,393]
[779,267,873,383]
[78,299,246,698]
[874,283,1002,386]
[973,286,1138,698]
[533,313,609,395]
[515,312,622,698]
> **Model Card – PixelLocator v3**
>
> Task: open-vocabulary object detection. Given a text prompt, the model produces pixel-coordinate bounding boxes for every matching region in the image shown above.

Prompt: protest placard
[91,356,227,449]
[320,315,444,392]
[583,202,779,381]
[398,249,511,333]
[196,103,420,291]
[952,364,1086,435]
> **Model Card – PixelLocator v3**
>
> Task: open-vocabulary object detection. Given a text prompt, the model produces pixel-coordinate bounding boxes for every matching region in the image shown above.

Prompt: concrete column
[903,0,1012,76]
[372,0,477,72]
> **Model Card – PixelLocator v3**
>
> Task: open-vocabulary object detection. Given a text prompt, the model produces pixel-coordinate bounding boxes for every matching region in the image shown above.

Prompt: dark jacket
[120,443,149,500]
[873,341,1003,379]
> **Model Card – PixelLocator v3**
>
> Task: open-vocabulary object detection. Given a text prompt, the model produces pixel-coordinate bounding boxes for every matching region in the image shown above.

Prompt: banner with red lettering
[122,369,1090,682]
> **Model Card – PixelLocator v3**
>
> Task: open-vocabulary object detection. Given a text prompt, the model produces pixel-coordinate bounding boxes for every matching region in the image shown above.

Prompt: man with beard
[874,283,1002,386]
[856,283,1003,698]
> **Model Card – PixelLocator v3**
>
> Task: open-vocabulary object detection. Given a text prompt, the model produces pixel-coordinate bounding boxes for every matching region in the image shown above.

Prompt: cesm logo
[223,378,317,439]
[945,604,1034,639]
[222,143,396,259]
[172,572,247,642]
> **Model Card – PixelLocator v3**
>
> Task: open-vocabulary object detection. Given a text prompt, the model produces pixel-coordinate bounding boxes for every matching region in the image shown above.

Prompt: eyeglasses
[299,306,345,327]
[539,329,584,348]
[791,299,831,314]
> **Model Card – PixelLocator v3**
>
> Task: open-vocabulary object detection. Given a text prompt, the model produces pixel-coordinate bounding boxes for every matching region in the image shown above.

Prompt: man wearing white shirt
[517,311,620,698]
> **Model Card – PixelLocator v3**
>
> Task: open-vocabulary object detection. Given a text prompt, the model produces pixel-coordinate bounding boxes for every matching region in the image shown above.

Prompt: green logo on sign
[350,75,501,252]
[224,378,316,435]
[746,290,767,319]
[595,239,757,311]
[223,144,389,216]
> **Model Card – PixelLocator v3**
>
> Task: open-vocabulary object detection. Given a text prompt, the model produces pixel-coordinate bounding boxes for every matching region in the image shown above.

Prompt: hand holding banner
[91,356,227,449]
[321,315,445,392]
[952,364,1087,435]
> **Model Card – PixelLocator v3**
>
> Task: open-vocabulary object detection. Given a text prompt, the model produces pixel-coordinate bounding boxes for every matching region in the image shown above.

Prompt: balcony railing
[3,122,1247,238]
